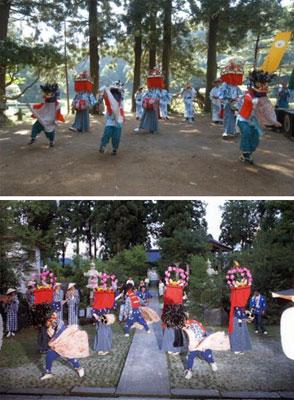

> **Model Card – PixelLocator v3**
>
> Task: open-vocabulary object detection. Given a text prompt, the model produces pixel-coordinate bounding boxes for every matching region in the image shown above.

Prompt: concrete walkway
[116,289,170,397]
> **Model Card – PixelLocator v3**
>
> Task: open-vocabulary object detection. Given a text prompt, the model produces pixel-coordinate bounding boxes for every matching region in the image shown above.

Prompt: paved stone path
[116,289,170,397]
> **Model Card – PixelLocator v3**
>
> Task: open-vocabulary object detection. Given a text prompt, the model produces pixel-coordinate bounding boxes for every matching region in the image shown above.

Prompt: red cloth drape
[228,286,251,334]
[93,290,115,310]
[163,285,183,305]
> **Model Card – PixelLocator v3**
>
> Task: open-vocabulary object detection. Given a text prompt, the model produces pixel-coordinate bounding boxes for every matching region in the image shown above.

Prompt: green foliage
[188,255,225,310]
[159,228,209,266]
[220,200,263,249]
[97,201,152,257]
[0,258,18,294]
[106,245,148,283]
[1,39,64,72]
[221,201,294,323]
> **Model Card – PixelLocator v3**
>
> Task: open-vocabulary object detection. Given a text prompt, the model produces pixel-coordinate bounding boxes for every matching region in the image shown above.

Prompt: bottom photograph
[0,199,293,400]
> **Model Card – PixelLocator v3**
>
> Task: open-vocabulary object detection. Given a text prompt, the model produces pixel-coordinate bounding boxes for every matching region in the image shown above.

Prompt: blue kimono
[249,294,267,333]
[219,83,243,136]
[229,307,252,352]
[93,308,113,352]
[5,298,19,333]
[139,89,161,133]
[67,291,80,325]
[53,289,64,320]
[71,92,96,132]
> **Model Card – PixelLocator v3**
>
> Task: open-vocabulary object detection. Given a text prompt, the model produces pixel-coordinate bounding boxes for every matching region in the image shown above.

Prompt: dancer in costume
[249,289,267,335]
[92,273,116,355]
[209,80,223,124]
[227,262,252,354]
[70,71,96,132]
[135,88,161,133]
[161,304,185,355]
[52,283,64,321]
[181,83,196,123]
[27,83,64,148]
[70,92,96,133]
[219,62,243,138]
[124,283,150,336]
[93,311,115,355]
[135,68,164,134]
[99,81,125,155]
[66,283,80,325]
[36,305,88,380]
[183,318,219,379]
[276,82,291,109]
[3,289,19,337]
[160,88,172,120]
[237,69,278,164]
[161,265,189,355]
[135,87,144,120]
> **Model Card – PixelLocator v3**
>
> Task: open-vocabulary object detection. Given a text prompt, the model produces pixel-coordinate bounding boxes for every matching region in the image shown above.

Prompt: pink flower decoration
[168,266,172,272]
[226,275,229,279]
[230,275,234,280]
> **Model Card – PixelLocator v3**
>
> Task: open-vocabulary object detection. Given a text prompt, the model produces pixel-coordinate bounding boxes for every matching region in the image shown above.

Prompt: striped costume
[53,289,64,321]
[5,298,19,332]
[67,291,80,325]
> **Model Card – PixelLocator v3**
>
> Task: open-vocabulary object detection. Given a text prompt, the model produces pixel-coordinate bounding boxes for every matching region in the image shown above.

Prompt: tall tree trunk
[76,238,80,256]
[62,245,66,267]
[0,1,11,123]
[88,0,99,96]
[254,33,261,69]
[94,238,97,259]
[87,223,92,258]
[149,11,157,69]
[205,14,219,112]
[162,0,172,90]
[132,31,142,112]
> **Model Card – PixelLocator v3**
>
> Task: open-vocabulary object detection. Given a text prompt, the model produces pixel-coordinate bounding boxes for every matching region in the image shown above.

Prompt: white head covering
[6,288,16,295]
[68,283,76,290]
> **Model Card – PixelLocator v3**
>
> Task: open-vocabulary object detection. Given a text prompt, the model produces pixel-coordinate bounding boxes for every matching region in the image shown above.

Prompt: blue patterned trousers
[187,349,214,370]
[125,309,149,333]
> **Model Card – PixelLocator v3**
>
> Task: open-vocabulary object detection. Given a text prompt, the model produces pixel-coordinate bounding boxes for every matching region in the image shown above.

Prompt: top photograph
[0,0,293,197]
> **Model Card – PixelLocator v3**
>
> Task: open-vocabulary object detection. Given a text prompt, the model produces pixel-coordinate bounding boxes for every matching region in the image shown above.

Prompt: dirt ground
[0,114,293,196]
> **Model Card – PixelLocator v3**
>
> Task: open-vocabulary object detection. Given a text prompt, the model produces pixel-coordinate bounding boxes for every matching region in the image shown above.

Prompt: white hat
[68,283,75,290]
[6,288,16,295]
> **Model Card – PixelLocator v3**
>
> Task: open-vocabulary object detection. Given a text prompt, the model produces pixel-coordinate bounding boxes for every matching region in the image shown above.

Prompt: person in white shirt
[209,80,223,124]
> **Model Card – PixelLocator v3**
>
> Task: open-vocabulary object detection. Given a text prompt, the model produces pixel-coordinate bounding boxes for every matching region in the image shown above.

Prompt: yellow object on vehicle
[260,32,293,73]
